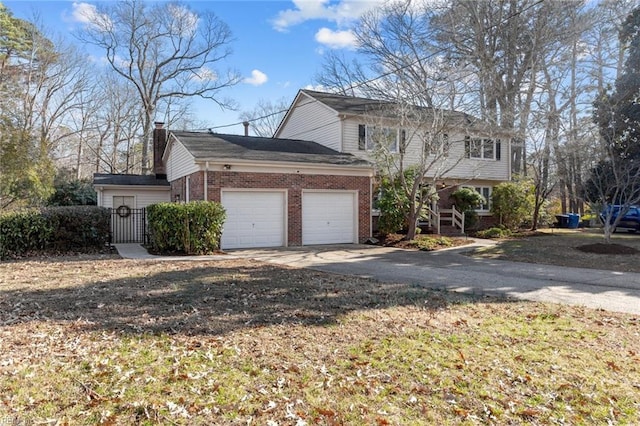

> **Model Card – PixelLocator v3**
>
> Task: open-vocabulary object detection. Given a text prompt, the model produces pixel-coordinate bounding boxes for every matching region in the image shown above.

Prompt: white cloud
[245,69,268,86]
[71,2,98,23]
[272,0,384,32]
[194,67,218,82]
[315,27,357,49]
[71,2,112,30]
[167,4,199,37]
[303,84,330,92]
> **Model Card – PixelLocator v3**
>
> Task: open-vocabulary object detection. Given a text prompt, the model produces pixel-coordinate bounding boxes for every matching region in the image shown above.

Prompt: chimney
[243,121,249,136]
[153,122,167,180]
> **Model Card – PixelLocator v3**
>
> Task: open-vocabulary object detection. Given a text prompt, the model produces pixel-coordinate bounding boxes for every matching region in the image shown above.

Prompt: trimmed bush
[412,236,454,251]
[0,206,109,259]
[0,209,51,259]
[147,201,226,255]
[42,206,110,250]
[475,227,512,239]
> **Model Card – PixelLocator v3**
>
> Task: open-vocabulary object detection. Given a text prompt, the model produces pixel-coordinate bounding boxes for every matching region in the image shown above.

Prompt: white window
[467,138,498,160]
[367,126,400,153]
[474,186,492,211]
[113,195,134,209]
[359,125,402,153]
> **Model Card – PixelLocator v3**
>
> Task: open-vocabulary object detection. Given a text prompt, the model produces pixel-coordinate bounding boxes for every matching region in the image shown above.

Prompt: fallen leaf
[606,361,621,372]
[518,408,541,418]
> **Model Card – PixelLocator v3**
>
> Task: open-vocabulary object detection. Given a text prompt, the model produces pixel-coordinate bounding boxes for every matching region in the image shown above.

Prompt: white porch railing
[439,205,465,234]
[418,207,441,235]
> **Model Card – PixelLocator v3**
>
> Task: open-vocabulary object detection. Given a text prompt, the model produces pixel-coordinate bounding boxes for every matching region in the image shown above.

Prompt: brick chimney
[153,122,167,180]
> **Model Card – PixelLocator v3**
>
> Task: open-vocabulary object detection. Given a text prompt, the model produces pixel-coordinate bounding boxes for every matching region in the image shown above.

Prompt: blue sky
[4,0,381,134]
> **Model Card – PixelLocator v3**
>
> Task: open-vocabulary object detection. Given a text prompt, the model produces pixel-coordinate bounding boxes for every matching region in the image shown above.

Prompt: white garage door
[221,191,285,249]
[302,191,356,245]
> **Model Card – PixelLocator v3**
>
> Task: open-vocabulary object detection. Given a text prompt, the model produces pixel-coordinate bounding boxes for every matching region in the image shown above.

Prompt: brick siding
[171,171,371,245]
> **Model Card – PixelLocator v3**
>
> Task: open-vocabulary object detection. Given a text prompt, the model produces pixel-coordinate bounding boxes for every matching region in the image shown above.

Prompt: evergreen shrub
[147,201,226,255]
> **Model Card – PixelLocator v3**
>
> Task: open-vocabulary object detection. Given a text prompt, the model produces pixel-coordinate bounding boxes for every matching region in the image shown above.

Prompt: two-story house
[275,89,513,229]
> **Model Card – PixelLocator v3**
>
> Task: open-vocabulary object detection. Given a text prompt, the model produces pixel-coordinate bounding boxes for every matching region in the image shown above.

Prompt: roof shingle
[172,131,371,167]
[93,174,170,186]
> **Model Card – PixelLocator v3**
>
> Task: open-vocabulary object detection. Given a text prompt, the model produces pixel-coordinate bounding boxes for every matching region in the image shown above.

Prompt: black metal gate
[110,207,147,244]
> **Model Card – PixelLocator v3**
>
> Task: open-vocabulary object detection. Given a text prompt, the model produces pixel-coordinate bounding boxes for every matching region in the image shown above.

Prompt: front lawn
[470,228,640,272]
[1,256,638,424]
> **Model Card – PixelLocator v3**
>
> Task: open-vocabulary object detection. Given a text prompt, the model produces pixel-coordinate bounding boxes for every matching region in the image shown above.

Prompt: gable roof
[170,131,371,167]
[300,89,398,116]
[300,89,479,123]
[93,173,170,187]
[275,89,514,139]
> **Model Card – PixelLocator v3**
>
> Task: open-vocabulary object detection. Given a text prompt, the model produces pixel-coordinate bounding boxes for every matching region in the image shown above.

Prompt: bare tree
[317,0,505,238]
[88,72,144,174]
[239,98,289,137]
[588,6,640,243]
[526,2,591,226]
[77,0,241,174]
[367,101,473,240]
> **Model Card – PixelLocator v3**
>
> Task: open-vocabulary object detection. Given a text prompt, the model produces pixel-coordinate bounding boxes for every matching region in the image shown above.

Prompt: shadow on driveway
[228,244,640,315]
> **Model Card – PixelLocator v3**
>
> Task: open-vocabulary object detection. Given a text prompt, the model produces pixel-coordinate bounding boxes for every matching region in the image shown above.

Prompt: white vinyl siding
[342,119,509,181]
[166,139,198,182]
[302,191,357,245]
[98,188,170,208]
[446,136,508,181]
[276,94,509,183]
[276,94,342,151]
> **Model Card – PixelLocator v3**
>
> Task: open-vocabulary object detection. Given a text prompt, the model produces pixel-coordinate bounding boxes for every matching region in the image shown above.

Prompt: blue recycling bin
[567,213,580,229]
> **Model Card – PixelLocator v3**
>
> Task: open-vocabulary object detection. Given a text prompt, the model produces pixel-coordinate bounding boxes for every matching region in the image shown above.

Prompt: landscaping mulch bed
[576,243,639,255]
[376,233,471,250]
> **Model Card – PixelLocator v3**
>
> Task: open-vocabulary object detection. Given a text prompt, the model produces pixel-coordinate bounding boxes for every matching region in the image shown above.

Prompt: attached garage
[221,190,286,249]
[302,191,357,245]
[163,129,374,248]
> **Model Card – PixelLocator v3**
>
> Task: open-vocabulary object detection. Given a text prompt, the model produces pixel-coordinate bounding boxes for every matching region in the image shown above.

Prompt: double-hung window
[474,186,491,212]
[358,124,404,153]
[462,186,492,212]
[465,137,501,160]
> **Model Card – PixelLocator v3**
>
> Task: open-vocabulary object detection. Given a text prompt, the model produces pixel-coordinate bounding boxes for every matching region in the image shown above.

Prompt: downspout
[186,176,190,202]
[508,135,513,181]
[369,175,373,239]
[204,162,209,201]
[340,115,346,152]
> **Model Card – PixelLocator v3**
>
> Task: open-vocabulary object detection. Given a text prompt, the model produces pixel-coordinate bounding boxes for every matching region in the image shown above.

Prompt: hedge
[147,201,226,255]
[0,206,110,259]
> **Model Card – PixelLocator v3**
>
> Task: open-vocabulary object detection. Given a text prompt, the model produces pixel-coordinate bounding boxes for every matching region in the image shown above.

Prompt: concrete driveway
[229,243,640,315]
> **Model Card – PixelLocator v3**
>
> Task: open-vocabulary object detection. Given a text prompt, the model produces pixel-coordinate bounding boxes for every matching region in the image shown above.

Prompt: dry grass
[470,228,640,272]
[1,254,639,424]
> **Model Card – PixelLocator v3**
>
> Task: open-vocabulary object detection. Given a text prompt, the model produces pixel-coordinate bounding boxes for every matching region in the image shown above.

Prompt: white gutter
[196,159,374,176]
